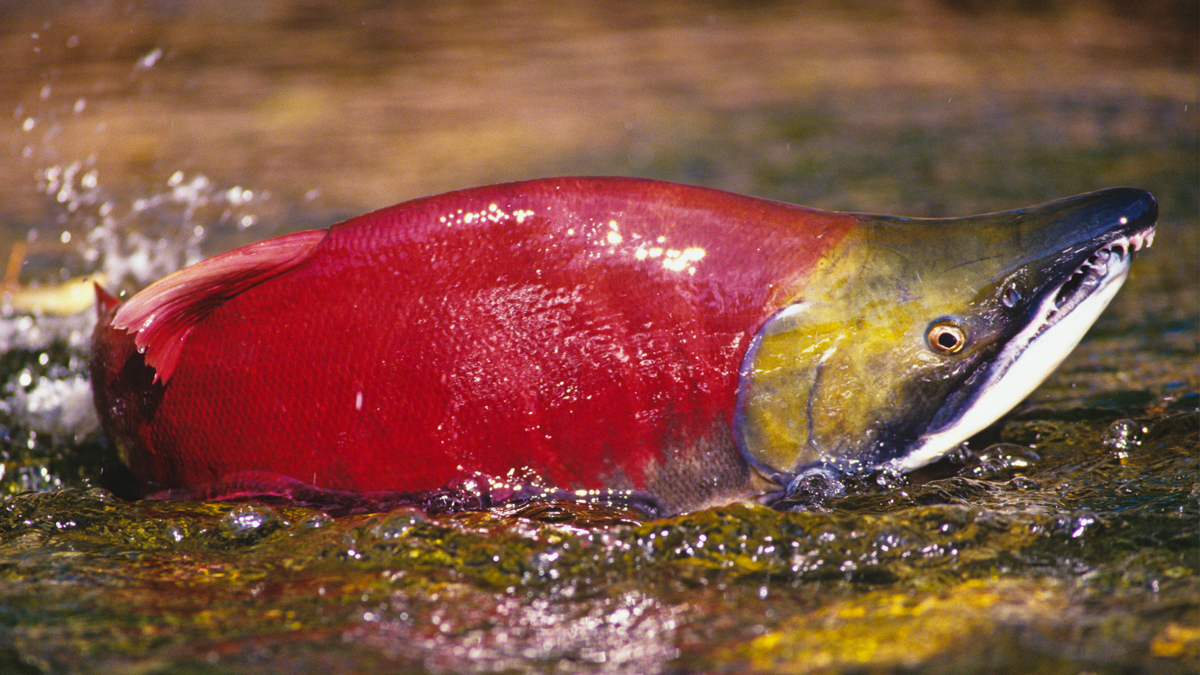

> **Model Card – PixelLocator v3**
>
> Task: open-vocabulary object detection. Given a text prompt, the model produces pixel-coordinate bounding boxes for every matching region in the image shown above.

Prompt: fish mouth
[1043,228,1155,331]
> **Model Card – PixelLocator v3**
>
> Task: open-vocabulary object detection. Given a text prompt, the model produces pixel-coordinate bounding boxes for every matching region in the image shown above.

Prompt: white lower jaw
[892,264,1130,472]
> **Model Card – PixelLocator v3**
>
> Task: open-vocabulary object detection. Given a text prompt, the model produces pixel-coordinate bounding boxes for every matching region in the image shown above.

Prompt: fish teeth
[1128,230,1151,251]
[1122,228,1156,254]
[1086,253,1109,275]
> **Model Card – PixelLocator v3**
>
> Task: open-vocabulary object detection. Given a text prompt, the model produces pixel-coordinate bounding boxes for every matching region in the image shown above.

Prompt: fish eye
[927,320,968,355]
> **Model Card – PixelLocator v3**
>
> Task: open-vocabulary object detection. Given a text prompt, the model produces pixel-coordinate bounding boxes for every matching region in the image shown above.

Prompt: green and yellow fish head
[735,187,1157,489]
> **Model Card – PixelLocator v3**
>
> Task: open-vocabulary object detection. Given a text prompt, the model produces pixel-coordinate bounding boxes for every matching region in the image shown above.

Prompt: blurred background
[1,0,1195,283]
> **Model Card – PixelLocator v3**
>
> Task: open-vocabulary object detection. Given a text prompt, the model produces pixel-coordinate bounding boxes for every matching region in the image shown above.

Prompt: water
[0,2,1196,673]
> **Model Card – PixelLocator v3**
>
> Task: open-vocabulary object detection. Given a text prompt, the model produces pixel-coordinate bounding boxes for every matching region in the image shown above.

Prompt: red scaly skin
[91,177,857,513]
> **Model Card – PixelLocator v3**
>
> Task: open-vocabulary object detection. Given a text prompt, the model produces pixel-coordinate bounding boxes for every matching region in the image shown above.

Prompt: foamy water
[5,72,273,444]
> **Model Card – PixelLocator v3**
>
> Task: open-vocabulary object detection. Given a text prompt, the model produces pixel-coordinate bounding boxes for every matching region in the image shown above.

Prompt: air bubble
[1101,419,1144,456]
[219,504,283,540]
[369,508,427,540]
[965,443,1040,479]
[300,513,333,529]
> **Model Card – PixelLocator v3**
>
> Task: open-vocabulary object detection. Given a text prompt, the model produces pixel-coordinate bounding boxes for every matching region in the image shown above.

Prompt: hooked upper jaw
[895,189,1158,472]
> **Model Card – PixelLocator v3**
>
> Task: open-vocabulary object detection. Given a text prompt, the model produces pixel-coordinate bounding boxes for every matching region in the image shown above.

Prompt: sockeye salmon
[90,178,1157,515]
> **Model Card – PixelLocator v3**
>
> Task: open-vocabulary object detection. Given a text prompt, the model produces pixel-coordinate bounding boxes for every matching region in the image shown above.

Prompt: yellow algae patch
[736,579,1060,674]
[3,274,107,316]
[1150,622,1199,659]
[3,242,108,316]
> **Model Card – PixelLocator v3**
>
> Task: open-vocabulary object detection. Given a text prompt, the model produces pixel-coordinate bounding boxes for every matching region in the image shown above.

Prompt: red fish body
[92,177,1156,514]
[91,178,855,514]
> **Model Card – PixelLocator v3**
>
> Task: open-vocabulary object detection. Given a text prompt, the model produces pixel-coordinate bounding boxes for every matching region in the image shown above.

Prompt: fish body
[90,177,1157,514]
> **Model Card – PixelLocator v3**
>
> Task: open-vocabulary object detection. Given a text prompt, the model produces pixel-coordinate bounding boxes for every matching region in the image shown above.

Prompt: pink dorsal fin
[112,229,326,384]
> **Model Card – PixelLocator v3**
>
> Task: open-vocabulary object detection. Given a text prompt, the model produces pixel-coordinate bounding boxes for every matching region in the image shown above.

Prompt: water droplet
[1008,475,1039,491]
[138,47,163,69]
[300,512,333,529]
[965,443,1040,479]
[1068,511,1097,539]
[369,508,426,540]
[784,465,846,506]
[1101,419,1144,455]
[219,504,282,540]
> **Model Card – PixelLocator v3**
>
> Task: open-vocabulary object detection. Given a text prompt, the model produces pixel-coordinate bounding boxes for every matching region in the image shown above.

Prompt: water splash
[32,162,269,296]
[3,46,272,491]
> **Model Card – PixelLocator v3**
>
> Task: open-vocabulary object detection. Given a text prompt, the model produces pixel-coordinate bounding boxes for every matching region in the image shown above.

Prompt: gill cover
[734,188,1157,484]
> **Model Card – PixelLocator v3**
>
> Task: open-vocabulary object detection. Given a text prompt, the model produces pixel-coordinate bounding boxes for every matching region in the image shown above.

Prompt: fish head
[735,188,1157,487]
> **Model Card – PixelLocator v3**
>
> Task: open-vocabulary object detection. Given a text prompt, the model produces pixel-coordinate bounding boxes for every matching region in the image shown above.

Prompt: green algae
[1,438,1196,673]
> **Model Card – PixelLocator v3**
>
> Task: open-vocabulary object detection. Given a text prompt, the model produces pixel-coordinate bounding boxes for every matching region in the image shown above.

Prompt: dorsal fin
[94,282,121,317]
[112,230,326,384]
